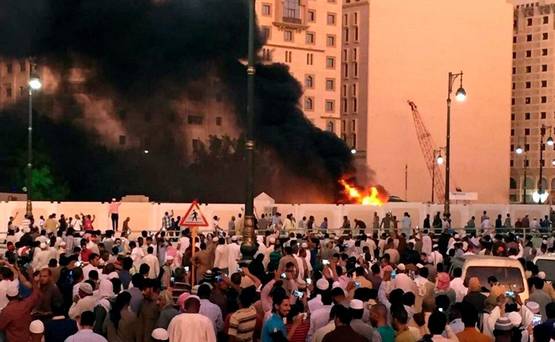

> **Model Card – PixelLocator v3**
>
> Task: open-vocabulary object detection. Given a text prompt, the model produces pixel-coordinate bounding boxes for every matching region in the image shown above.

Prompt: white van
[533,254,555,281]
[450,255,529,301]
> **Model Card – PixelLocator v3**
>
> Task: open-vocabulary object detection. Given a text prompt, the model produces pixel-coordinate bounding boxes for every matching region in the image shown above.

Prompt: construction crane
[407,100,445,203]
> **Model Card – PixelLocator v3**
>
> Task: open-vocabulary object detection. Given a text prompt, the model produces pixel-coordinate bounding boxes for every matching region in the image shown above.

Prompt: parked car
[450,255,529,301]
[534,254,555,282]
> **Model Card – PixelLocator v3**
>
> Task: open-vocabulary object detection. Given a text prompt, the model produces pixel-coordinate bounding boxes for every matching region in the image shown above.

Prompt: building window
[525,159,530,167]
[542,96,547,103]
[352,98,358,113]
[526,81,531,88]
[306,32,315,44]
[513,36,517,43]
[353,12,358,25]
[511,129,515,136]
[511,113,515,121]
[527,66,532,73]
[216,117,222,126]
[352,84,357,96]
[525,112,531,120]
[327,121,334,132]
[18,86,24,97]
[261,26,271,41]
[512,83,515,90]
[284,30,293,42]
[542,80,548,87]
[525,128,530,135]
[325,100,335,112]
[342,84,347,96]
[283,0,300,20]
[343,63,348,77]
[119,135,126,145]
[262,48,272,61]
[326,56,335,69]
[527,34,532,41]
[285,51,292,63]
[512,98,515,105]
[541,112,547,119]
[543,48,548,56]
[352,48,358,61]
[6,64,12,74]
[544,32,549,40]
[525,97,531,104]
[512,67,516,75]
[544,16,549,24]
[343,14,348,26]
[327,13,336,25]
[326,34,336,47]
[304,97,314,111]
[526,50,532,57]
[525,144,530,152]
[353,27,359,41]
[353,62,358,77]
[19,62,26,72]
[192,139,201,153]
[305,75,314,89]
[325,78,335,91]
[262,3,271,16]
[542,64,548,72]
[528,18,533,26]
[342,98,347,113]
[513,52,516,59]
[510,160,514,167]
[343,49,348,61]
[306,53,313,65]
[307,10,316,22]
[188,115,203,125]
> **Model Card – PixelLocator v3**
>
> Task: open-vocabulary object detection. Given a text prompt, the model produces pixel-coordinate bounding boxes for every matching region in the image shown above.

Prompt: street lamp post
[444,71,466,218]
[536,124,553,203]
[241,0,257,263]
[515,138,528,204]
[25,62,42,217]
[432,148,445,203]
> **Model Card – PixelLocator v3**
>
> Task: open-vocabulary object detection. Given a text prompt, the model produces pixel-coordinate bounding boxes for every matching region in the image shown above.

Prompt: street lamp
[241,0,257,263]
[350,148,357,155]
[25,62,41,217]
[514,138,528,204]
[432,147,445,203]
[444,71,466,218]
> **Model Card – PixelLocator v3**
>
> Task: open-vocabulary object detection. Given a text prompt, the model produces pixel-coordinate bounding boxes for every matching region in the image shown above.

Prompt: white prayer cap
[29,320,44,334]
[416,263,424,269]
[316,278,329,291]
[301,242,308,248]
[231,236,238,242]
[151,328,169,340]
[507,312,522,327]
[526,301,540,314]
[397,263,406,271]
[538,271,546,280]
[350,299,364,310]
[212,237,218,242]
[40,242,47,249]
[79,282,94,295]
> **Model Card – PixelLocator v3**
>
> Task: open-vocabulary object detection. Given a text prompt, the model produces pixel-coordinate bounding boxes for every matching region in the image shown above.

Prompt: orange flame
[339,178,388,206]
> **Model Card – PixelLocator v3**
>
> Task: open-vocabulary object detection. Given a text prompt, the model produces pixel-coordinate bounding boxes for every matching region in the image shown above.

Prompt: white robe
[168,313,216,342]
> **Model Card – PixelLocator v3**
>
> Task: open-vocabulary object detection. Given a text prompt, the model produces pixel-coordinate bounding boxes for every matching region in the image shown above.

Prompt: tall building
[511,0,555,204]
[341,0,513,205]
[0,58,31,107]
[256,0,343,134]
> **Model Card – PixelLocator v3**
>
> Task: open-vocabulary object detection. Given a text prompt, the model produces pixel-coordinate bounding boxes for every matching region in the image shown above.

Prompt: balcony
[283,16,302,25]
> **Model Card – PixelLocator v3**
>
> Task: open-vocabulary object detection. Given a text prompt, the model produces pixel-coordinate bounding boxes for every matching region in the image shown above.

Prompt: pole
[404,164,408,201]
[432,159,435,203]
[444,72,452,217]
[25,78,33,217]
[241,0,257,262]
[539,125,545,203]
[523,159,528,204]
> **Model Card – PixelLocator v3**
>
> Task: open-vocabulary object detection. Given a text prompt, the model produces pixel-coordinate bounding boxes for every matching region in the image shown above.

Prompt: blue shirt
[261,313,287,342]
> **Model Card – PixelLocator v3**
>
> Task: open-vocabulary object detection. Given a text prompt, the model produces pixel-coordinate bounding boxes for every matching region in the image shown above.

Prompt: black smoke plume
[0,0,355,202]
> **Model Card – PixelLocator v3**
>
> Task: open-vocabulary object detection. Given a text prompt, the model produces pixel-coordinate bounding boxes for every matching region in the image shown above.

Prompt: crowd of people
[1,208,555,342]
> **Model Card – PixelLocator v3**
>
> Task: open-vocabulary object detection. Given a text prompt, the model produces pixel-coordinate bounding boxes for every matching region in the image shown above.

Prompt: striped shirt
[228,306,257,342]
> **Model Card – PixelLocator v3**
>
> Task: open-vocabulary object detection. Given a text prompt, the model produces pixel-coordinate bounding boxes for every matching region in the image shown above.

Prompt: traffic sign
[179,200,209,227]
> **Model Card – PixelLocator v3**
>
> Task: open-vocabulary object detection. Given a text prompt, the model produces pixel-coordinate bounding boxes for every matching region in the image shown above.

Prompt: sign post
[179,201,209,284]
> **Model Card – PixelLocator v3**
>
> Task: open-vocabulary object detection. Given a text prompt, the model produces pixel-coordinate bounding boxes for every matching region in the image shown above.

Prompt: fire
[339,178,388,206]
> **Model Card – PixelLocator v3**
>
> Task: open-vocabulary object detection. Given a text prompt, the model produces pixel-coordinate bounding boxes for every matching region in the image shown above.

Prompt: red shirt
[0,288,41,342]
